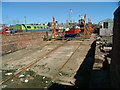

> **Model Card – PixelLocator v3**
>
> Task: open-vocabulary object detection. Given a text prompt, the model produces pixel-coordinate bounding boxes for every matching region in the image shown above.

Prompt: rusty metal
[66,20,69,28]
[3,43,52,65]
[52,16,57,38]
[88,18,93,32]
[83,14,91,38]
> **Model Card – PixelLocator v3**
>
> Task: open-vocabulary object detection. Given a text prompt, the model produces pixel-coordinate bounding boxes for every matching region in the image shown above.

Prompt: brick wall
[0,32,48,55]
[110,6,120,88]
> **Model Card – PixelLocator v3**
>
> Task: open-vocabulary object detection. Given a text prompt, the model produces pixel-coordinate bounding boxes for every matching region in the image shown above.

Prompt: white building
[98,19,113,36]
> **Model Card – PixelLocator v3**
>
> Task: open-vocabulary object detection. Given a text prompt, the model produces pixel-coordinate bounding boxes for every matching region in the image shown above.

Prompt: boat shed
[98,18,113,36]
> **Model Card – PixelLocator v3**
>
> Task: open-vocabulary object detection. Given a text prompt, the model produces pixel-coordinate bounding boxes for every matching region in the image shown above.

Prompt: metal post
[24,16,26,24]
[68,9,72,23]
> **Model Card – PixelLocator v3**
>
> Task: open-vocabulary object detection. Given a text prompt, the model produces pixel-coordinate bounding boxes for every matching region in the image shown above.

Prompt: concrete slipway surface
[1,34,111,88]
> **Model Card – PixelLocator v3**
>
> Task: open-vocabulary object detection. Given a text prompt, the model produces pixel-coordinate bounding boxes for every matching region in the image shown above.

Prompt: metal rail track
[1,41,68,85]
[3,41,55,65]
[46,42,81,88]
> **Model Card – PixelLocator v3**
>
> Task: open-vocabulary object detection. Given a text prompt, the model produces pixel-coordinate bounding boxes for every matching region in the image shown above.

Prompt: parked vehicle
[13,24,50,32]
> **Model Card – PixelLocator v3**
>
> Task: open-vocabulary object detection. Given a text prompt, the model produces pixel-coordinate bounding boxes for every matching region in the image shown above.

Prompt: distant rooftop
[98,18,113,24]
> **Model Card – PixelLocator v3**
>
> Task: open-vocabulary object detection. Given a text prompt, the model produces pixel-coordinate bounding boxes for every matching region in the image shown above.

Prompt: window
[34,26,36,29]
[103,22,108,28]
[100,25,102,28]
[46,27,48,29]
[76,26,80,28]
[27,26,31,28]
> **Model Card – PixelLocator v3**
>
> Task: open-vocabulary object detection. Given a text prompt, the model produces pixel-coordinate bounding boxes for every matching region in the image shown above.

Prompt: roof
[114,6,120,15]
[4,27,13,29]
[98,18,113,24]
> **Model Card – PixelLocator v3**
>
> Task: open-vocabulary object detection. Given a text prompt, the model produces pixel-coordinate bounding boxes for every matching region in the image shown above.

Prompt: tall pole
[24,16,26,24]
[68,9,72,23]
[68,10,70,29]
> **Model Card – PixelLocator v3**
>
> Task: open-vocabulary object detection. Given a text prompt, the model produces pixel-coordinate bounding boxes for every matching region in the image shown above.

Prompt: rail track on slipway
[1,40,82,89]
[45,42,81,89]
[2,41,59,65]
[1,40,68,84]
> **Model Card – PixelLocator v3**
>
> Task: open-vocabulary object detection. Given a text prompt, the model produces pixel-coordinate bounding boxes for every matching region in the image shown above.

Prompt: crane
[52,16,57,38]
[88,18,93,32]
[83,14,91,38]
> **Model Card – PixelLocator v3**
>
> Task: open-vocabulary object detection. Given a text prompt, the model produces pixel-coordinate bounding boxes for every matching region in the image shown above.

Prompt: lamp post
[68,9,72,23]
[24,16,26,24]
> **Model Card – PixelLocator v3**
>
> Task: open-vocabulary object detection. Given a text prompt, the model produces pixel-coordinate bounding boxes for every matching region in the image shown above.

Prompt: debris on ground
[42,76,46,79]
[23,72,27,76]
[2,85,7,88]
[11,79,14,82]
[19,74,25,78]
[24,79,29,83]
[59,72,71,77]
[5,72,12,76]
